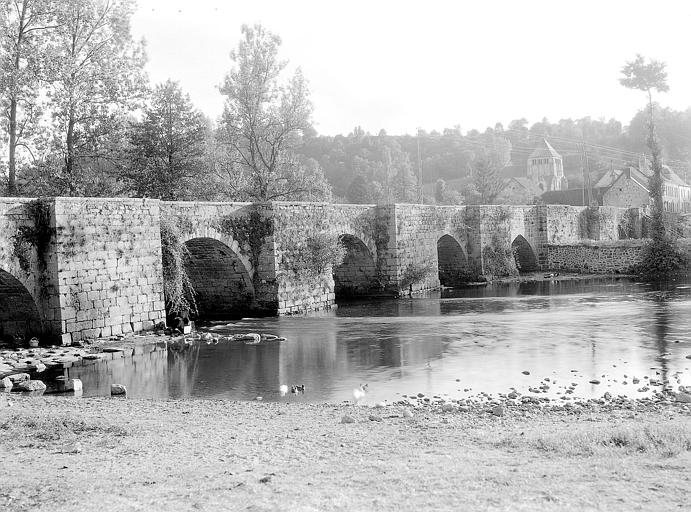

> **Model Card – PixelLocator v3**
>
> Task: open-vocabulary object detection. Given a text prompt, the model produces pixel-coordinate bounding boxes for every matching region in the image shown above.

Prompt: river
[63,276,691,403]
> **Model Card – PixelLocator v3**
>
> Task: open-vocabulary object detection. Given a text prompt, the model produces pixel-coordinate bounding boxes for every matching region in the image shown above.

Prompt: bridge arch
[436,234,469,286]
[0,268,43,342]
[511,235,538,273]
[183,237,255,319]
[333,233,378,298]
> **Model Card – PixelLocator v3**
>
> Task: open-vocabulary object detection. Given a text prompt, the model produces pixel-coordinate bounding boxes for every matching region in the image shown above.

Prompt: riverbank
[1,396,689,512]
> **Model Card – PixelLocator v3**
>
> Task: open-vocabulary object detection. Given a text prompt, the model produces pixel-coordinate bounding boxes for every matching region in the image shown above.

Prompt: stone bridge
[0,197,644,344]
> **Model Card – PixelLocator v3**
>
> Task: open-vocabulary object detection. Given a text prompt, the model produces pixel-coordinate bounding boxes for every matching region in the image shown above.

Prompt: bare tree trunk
[7,1,29,196]
[647,91,665,241]
[66,111,76,195]
[8,99,18,195]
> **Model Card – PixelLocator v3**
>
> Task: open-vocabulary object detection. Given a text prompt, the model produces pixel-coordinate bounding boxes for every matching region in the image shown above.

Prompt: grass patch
[493,422,691,457]
[526,424,691,457]
[0,412,131,441]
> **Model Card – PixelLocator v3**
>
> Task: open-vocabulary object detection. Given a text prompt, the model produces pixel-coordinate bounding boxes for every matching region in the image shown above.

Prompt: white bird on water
[279,384,288,396]
[352,383,368,403]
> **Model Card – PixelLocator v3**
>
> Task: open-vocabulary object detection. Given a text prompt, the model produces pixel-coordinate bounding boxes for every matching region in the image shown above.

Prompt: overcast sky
[131,0,691,136]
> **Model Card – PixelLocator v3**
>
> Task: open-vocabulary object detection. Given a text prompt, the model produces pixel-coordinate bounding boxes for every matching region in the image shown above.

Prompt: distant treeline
[298,109,691,204]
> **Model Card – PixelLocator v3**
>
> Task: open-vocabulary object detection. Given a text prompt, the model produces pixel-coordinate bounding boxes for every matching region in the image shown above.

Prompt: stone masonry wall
[0,198,658,337]
[161,201,277,313]
[546,241,646,273]
[392,204,467,293]
[0,199,48,337]
[53,198,166,343]
[271,202,380,314]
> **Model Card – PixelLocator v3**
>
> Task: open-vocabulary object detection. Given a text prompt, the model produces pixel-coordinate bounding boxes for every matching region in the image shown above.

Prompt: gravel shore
[1,395,689,512]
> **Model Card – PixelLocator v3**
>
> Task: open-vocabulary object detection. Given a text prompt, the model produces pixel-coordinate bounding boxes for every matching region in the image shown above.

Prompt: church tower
[527,139,567,192]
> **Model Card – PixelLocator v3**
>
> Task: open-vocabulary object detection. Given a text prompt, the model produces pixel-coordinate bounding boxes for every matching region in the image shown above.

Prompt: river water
[63,277,691,403]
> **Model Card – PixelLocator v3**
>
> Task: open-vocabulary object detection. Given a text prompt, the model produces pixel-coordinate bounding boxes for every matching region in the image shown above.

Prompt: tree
[434,178,464,205]
[472,151,503,204]
[219,23,331,202]
[346,174,370,203]
[45,0,146,195]
[620,54,669,241]
[126,80,209,200]
[0,0,54,195]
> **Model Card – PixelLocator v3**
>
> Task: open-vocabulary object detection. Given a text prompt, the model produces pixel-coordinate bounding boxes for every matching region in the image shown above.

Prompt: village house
[598,165,691,213]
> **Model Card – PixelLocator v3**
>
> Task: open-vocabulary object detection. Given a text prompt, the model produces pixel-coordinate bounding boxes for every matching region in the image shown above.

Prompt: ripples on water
[64,277,691,403]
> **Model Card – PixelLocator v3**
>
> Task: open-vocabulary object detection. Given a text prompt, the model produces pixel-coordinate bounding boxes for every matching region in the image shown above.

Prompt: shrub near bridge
[633,238,688,278]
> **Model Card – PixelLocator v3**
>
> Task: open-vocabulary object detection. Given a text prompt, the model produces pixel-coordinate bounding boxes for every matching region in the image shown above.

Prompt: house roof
[501,164,526,178]
[528,139,561,160]
[540,187,607,206]
[661,166,690,187]
[594,169,623,189]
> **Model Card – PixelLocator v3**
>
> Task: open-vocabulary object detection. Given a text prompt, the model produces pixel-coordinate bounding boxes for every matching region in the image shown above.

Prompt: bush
[400,262,434,290]
[633,238,688,277]
[286,233,346,277]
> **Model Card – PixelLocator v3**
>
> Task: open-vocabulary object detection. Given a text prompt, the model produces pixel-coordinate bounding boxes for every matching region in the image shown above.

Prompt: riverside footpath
[1,395,689,512]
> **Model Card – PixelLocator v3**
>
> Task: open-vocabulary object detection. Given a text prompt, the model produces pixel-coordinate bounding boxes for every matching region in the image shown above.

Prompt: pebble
[522,371,530,375]
[589,379,601,385]
[491,405,505,417]
[340,415,355,424]
[15,380,46,392]
[111,384,128,397]
[368,414,383,422]
[401,409,413,418]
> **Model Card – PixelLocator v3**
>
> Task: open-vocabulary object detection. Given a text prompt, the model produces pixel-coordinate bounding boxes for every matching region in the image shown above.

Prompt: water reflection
[60,277,691,402]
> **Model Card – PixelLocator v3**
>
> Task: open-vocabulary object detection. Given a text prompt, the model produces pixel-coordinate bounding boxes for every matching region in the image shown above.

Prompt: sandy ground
[1,395,689,512]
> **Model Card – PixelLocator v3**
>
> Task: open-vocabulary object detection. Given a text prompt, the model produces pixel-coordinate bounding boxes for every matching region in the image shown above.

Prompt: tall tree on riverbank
[45,0,146,195]
[0,0,55,195]
[218,23,331,202]
[126,80,209,200]
[620,55,687,275]
[620,54,669,241]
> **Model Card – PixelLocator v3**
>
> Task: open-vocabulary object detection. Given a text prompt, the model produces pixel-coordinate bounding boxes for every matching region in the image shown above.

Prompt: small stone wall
[546,241,646,273]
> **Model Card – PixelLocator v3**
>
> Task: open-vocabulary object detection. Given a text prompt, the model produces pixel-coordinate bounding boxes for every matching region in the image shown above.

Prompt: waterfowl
[353,383,368,402]
[279,384,288,396]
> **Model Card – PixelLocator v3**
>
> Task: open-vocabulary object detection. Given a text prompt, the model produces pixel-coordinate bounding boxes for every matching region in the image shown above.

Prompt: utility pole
[580,142,593,206]
[416,132,423,204]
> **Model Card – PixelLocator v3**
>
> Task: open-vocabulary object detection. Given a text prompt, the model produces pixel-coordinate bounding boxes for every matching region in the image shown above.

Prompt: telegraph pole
[580,142,593,206]
[417,133,423,204]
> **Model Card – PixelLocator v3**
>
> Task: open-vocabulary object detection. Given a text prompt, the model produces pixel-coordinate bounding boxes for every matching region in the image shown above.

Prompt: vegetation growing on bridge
[282,233,346,278]
[11,199,52,298]
[160,218,197,316]
[217,206,274,272]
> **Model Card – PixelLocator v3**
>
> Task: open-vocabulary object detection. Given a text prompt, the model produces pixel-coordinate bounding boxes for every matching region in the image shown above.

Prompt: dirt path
[1,396,689,512]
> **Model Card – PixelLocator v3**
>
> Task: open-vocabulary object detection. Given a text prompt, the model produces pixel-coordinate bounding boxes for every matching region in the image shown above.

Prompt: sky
[131,0,691,136]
